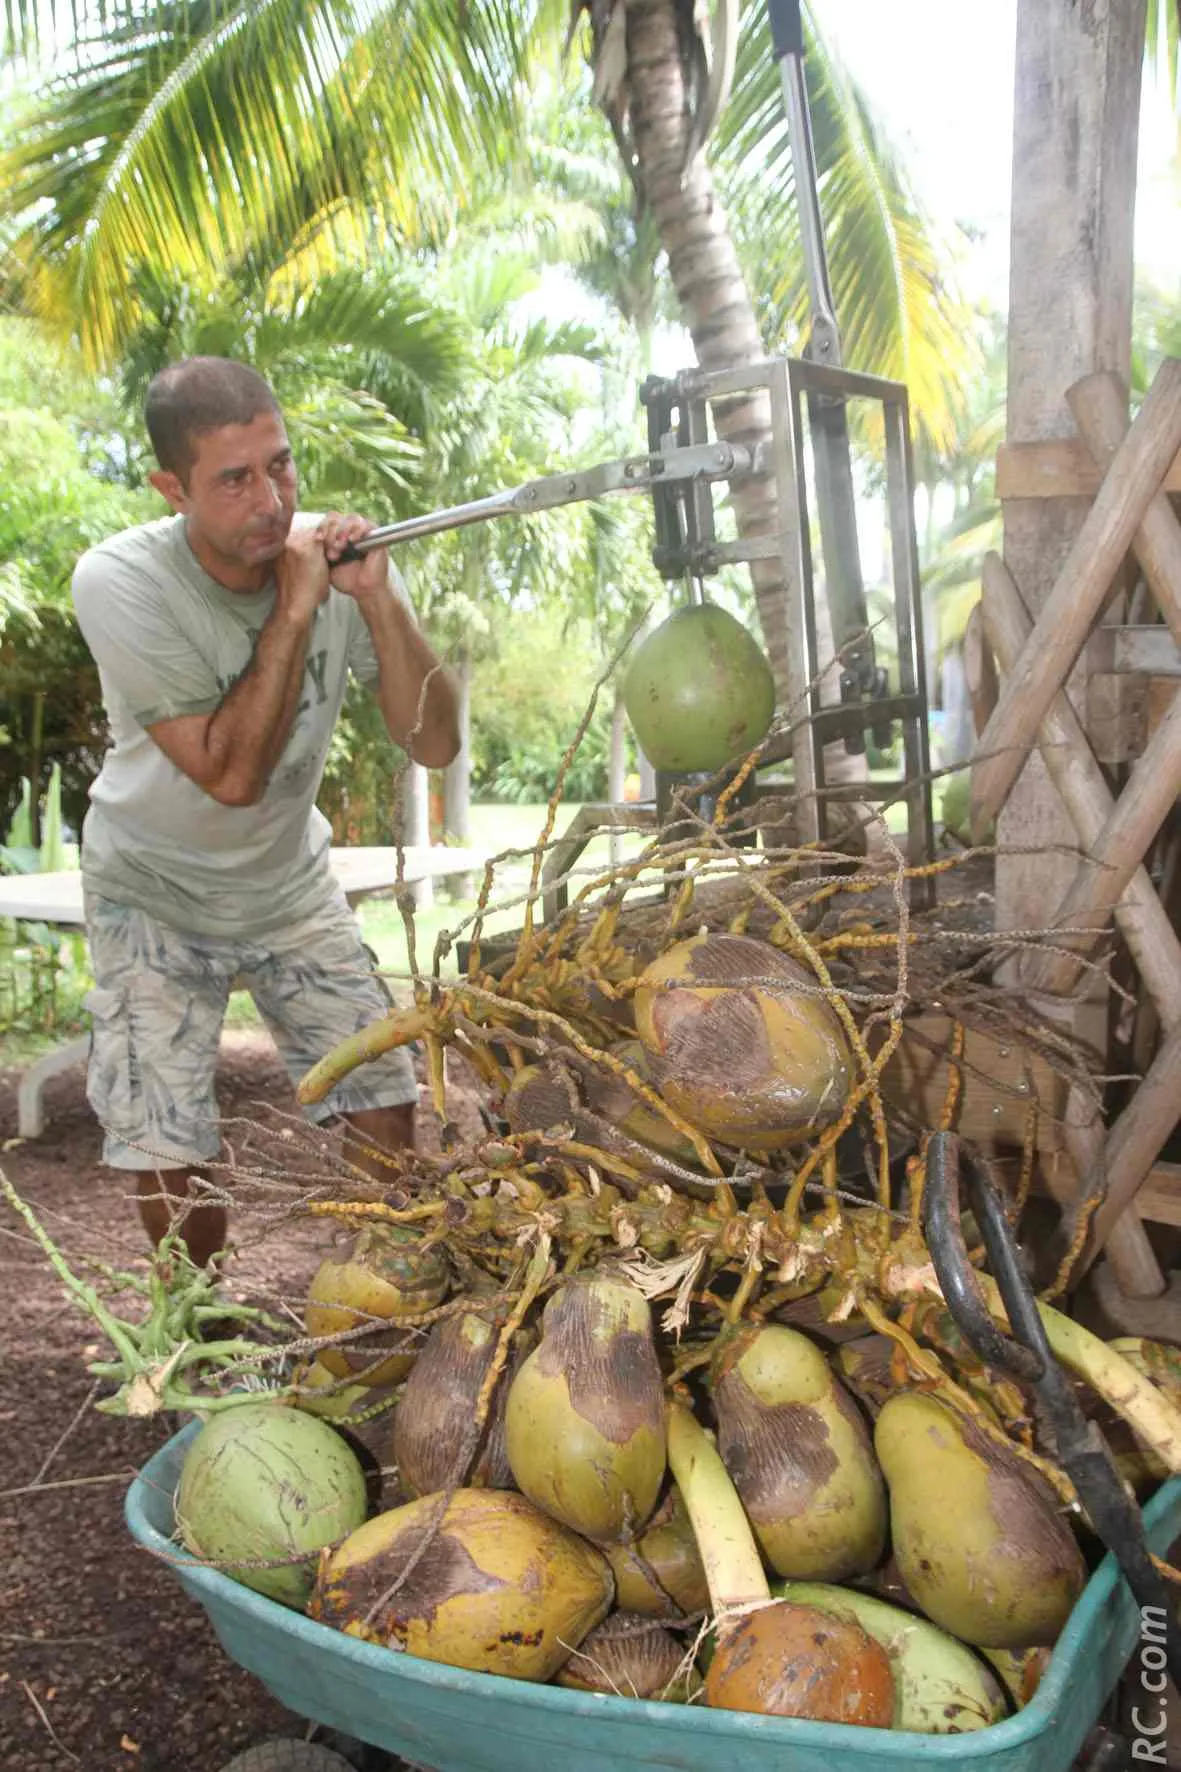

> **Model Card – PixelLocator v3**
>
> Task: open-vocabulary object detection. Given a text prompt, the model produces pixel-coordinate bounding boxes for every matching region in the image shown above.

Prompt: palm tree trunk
[620,0,864,787]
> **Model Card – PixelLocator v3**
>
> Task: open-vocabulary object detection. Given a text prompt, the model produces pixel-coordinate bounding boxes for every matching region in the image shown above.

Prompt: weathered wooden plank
[981,554,1181,1022]
[1088,628,1181,676]
[1134,1163,1181,1229]
[880,1010,1068,1151]
[1075,1021,1181,1272]
[981,552,1173,1296]
[998,438,1181,500]
[1027,372,1181,991]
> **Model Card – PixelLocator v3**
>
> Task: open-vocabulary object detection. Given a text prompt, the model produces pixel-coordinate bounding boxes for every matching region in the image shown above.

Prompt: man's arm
[145,528,330,806]
[357,590,461,768]
[323,515,461,769]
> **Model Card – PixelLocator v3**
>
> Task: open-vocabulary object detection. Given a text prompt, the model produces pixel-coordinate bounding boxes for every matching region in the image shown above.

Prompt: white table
[1,846,485,1137]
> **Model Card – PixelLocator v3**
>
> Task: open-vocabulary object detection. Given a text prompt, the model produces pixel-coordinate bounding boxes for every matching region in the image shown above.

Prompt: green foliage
[2,0,543,365]
[318,682,409,845]
[116,259,472,516]
[0,324,155,610]
[1,770,92,1043]
[715,3,977,456]
[0,318,155,836]
[468,606,627,803]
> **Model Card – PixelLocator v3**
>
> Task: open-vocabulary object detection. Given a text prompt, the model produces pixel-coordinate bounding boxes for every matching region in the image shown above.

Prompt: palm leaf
[2,0,540,364]
[714,2,977,453]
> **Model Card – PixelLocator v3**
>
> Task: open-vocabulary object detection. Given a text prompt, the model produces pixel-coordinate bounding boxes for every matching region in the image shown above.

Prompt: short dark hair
[145,357,281,480]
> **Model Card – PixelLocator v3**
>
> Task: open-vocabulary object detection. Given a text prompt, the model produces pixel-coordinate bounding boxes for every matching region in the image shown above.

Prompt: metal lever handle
[320,439,761,564]
[924,1131,1181,1692]
[767,0,804,59]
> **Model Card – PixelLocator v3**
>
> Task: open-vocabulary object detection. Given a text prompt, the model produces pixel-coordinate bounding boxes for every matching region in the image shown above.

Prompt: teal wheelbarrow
[126,1411,1180,1772]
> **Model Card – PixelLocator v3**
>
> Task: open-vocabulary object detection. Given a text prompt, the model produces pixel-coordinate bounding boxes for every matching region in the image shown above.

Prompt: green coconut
[175,1401,369,1607]
[875,1391,1086,1649]
[505,1274,667,1542]
[604,1483,710,1619]
[623,603,776,773]
[711,1324,887,1582]
[306,1225,449,1387]
[634,932,852,1150]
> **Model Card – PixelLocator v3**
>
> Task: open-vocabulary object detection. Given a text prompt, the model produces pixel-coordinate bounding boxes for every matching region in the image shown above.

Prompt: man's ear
[149,467,188,513]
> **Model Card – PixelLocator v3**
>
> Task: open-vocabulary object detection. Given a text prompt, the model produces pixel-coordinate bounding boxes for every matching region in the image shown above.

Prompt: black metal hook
[923,1130,1181,1693]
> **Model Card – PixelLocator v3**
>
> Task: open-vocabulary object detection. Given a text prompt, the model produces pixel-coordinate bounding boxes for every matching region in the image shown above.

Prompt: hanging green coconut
[623,603,776,772]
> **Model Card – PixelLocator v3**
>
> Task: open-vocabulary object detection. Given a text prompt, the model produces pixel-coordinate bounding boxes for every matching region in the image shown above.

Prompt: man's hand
[320,513,389,603]
[275,524,331,624]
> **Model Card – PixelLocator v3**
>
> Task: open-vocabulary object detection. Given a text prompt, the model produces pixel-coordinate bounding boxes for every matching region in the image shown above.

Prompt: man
[71,356,460,1267]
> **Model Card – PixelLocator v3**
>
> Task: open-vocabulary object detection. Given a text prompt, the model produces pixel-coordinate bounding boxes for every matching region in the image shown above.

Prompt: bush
[469,610,625,804]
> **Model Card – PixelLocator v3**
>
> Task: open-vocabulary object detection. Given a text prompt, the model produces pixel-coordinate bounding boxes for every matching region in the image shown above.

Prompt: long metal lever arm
[337,439,763,560]
[769,0,840,368]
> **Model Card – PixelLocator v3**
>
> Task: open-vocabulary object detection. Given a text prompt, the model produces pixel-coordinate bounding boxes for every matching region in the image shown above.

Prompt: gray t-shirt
[72,513,397,937]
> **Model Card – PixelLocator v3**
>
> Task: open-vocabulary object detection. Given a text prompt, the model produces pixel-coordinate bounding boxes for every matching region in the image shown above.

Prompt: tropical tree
[1,0,544,361]
[0,317,157,839]
[114,255,471,516]
[2,1,976,708]
[407,248,606,846]
[565,0,975,721]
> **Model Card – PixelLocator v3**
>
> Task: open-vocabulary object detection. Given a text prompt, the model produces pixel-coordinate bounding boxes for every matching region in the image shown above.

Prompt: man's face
[151,410,299,581]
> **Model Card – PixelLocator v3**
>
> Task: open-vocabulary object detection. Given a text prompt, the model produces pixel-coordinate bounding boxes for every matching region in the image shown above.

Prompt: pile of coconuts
[176,1256,1091,1733]
[165,920,1181,1734]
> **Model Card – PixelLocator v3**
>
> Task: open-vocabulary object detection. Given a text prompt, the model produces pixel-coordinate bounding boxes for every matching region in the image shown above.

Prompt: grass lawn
[350,800,645,1002]
[4,784,925,1053]
[347,783,916,1006]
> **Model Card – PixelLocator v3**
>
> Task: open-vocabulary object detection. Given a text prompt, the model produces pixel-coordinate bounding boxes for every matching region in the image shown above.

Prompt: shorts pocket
[82,986,138,1138]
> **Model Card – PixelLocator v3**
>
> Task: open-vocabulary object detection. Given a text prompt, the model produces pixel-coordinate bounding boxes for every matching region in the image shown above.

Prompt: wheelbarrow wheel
[218,1741,359,1772]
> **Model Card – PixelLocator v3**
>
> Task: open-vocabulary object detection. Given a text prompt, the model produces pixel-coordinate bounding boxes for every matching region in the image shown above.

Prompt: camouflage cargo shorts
[82,888,417,1170]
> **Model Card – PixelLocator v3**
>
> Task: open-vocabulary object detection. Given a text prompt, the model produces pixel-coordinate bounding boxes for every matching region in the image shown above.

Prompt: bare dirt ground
[0,1031,479,1772]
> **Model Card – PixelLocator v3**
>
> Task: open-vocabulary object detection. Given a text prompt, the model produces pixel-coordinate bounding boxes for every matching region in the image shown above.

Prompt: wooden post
[982,555,1181,1029]
[987,0,1154,1298]
[992,0,1147,930]
[963,603,998,740]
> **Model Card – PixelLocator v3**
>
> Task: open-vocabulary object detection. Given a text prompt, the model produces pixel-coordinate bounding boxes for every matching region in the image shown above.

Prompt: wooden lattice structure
[960,0,1181,1320]
[973,364,1181,1305]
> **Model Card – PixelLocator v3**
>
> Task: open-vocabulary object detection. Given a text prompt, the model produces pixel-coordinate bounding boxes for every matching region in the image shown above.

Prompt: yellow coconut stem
[1026,1291,1181,1475]
[892,1257,1181,1475]
[297,1004,437,1103]
[665,1400,770,1619]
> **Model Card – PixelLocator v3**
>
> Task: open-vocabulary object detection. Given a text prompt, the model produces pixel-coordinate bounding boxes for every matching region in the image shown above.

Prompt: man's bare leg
[341,1104,415,1188]
[135,1167,227,1270]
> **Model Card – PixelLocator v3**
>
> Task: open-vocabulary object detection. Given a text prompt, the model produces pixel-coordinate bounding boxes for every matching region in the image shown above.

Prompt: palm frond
[715,2,977,453]
[2,0,542,364]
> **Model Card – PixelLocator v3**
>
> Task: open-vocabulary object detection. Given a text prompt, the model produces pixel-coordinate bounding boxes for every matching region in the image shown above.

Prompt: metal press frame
[649,354,932,855]
[345,354,936,919]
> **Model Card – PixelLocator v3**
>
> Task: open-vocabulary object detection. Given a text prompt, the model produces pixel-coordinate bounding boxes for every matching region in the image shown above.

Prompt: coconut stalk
[665,1400,771,1624]
[0,1170,277,1416]
[886,1250,1181,1473]
[666,1401,897,1724]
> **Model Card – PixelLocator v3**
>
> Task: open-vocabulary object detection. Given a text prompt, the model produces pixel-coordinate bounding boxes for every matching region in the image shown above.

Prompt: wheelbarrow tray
[126,1419,1181,1772]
